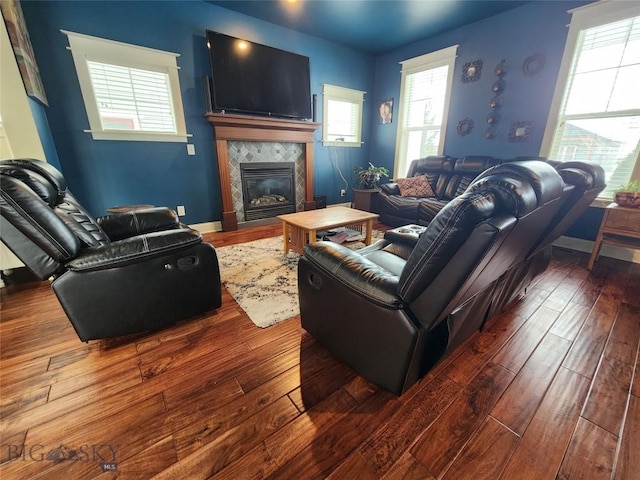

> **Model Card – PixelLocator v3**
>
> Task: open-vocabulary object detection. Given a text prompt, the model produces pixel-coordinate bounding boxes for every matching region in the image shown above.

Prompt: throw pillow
[395,175,435,197]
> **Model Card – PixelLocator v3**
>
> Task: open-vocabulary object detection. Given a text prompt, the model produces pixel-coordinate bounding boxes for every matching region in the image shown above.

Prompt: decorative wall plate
[492,79,507,93]
[457,118,474,136]
[462,60,483,83]
[523,53,545,77]
[509,121,534,142]
[494,59,507,77]
[486,112,501,125]
[489,96,503,109]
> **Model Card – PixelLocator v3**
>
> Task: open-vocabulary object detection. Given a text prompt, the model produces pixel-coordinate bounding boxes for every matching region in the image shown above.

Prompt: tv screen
[206,31,312,120]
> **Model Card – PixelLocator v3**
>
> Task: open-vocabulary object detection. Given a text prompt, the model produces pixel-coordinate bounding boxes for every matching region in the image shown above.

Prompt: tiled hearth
[228,141,305,223]
[205,113,320,231]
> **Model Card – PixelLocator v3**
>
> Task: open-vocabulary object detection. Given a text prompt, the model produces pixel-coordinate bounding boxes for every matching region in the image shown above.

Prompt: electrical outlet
[340,189,346,197]
[177,205,186,216]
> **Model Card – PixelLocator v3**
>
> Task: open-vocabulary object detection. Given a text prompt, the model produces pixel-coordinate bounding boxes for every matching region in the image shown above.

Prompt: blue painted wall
[27,98,61,171]
[21,1,374,222]
[22,0,603,238]
[368,0,605,240]
[369,0,590,173]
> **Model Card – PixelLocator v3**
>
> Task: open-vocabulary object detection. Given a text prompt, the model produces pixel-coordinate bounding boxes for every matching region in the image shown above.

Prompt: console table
[588,203,640,270]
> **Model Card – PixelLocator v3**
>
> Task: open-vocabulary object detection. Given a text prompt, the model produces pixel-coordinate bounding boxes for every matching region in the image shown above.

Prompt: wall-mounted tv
[206,30,312,121]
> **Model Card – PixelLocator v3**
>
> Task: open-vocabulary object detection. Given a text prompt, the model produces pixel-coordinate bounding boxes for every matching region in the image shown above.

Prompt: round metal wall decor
[462,60,483,83]
[457,118,474,136]
[523,53,545,77]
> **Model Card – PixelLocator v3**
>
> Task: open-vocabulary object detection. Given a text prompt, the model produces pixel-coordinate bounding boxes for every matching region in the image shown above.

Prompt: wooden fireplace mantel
[205,113,320,231]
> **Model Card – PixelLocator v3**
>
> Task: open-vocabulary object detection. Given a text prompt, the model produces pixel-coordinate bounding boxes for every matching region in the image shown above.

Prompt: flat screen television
[206,30,312,120]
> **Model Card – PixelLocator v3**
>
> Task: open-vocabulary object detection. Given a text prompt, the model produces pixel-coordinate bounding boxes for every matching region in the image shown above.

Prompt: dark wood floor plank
[614,394,640,480]
[325,450,379,480]
[603,302,640,365]
[562,309,616,379]
[556,418,618,480]
[381,451,436,480]
[172,366,305,459]
[1,224,637,480]
[581,355,634,436]
[358,375,462,476]
[491,332,572,435]
[94,435,178,479]
[492,306,560,374]
[3,394,166,480]
[442,310,527,386]
[266,388,397,480]
[153,396,299,479]
[440,416,519,480]
[210,388,357,479]
[499,366,590,480]
[548,301,592,341]
[410,362,514,478]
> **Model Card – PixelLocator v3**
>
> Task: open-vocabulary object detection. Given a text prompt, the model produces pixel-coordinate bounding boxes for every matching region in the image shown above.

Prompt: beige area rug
[216,232,382,328]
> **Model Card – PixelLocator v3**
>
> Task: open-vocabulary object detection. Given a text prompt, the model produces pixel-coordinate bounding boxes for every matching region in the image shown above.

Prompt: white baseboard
[328,202,352,208]
[189,221,222,233]
[553,235,640,264]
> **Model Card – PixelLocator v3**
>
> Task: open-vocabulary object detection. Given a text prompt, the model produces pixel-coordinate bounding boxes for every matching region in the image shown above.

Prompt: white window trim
[321,83,365,147]
[393,45,458,178]
[62,30,190,143]
[540,0,640,194]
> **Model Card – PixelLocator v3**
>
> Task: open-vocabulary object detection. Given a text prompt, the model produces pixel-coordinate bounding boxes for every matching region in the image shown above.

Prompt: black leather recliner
[298,160,605,395]
[0,159,222,341]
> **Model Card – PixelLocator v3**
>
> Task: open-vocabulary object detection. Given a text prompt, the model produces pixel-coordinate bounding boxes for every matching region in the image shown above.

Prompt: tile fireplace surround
[205,113,320,231]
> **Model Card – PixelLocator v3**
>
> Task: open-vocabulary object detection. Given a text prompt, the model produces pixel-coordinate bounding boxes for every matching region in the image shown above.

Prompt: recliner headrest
[555,161,606,191]
[469,161,563,216]
[0,166,59,208]
[0,159,67,205]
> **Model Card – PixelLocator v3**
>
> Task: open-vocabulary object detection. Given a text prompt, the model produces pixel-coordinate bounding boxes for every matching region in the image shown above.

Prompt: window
[63,30,189,142]
[322,84,365,147]
[542,2,640,198]
[394,45,458,178]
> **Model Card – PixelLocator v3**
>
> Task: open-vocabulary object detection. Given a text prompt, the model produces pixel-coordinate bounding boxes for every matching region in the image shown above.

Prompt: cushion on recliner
[396,175,435,197]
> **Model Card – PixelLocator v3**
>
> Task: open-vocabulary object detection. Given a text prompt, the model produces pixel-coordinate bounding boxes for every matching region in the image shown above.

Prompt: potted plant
[354,163,390,189]
[614,180,640,208]
[353,163,389,212]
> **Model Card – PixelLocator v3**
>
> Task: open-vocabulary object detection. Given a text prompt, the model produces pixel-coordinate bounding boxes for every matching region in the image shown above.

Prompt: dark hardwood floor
[1,223,638,479]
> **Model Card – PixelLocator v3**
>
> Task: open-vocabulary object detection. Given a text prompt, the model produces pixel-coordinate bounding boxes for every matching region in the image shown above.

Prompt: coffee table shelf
[277,207,379,254]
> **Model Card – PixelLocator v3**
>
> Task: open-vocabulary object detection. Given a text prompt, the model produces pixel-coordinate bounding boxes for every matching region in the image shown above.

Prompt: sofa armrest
[97,207,180,241]
[301,241,401,308]
[66,228,202,272]
[380,182,401,195]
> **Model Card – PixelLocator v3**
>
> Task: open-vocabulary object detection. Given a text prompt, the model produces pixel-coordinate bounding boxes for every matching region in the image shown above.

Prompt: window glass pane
[327,99,357,141]
[549,13,640,198]
[550,116,640,196]
[88,61,176,133]
[405,66,448,127]
[610,64,640,111]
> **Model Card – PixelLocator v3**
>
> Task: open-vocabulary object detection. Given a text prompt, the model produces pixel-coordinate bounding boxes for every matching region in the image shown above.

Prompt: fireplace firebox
[240,162,296,221]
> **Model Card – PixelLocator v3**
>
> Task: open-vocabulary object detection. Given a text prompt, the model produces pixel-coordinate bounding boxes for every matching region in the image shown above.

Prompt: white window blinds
[63,30,188,143]
[322,84,365,147]
[88,62,176,133]
[546,11,640,197]
[395,46,457,178]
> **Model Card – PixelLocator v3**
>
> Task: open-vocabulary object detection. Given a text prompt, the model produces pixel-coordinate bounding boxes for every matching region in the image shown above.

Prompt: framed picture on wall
[378,98,393,124]
[0,0,48,106]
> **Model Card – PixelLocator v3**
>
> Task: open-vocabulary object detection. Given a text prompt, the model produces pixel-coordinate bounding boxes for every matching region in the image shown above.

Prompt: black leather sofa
[0,159,222,341]
[298,159,605,395]
[379,155,531,227]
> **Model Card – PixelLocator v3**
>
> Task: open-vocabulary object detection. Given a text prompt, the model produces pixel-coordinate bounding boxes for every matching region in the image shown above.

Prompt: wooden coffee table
[277,207,379,254]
